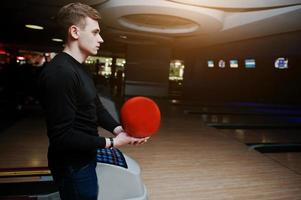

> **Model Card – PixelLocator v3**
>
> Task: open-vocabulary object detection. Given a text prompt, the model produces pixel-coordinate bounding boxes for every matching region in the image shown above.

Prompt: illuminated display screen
[274,57,288,69]
[230,60,238,68]
[245,59,256,68]
[218,60,225,68]
[207,60,214,68]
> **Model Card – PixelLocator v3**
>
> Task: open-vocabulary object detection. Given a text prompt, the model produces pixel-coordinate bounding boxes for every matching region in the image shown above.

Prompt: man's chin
[91,51,98,55]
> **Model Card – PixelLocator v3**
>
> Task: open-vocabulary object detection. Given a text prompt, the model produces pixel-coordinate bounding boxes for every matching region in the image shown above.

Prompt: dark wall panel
[180,31,301,104]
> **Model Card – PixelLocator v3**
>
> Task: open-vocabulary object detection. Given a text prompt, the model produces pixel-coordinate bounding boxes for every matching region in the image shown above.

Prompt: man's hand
[114,132,149,148]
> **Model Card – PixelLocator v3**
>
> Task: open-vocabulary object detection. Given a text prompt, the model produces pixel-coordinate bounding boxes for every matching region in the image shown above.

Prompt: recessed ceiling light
[52,38,63,42]
[25,24,44,30]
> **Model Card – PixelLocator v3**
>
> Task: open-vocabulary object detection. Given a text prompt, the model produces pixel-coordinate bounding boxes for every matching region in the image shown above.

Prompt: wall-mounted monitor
[245,59,256,68]
[218,60,225,68]
[207,60,214,68]
[230,60,238,68]
[274,57,288,69]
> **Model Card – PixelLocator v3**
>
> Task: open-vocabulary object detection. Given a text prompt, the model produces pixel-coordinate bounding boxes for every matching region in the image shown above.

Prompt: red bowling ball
[120,96,161,138]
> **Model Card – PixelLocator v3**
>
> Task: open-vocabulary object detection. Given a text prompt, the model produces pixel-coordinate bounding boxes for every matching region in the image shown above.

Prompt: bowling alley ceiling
[1,0,301,54]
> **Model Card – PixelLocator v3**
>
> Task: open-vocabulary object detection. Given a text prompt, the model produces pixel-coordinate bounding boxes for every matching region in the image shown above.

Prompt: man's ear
[69,25,80,39]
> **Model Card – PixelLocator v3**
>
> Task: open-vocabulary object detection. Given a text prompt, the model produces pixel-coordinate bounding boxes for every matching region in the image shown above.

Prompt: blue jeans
[51,160,98,200]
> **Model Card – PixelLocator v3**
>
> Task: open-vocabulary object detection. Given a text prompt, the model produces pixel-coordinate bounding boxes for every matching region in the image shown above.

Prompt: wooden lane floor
[220,129,301,175]
[120,102,301,199]
[265,152,301,175]
[1,101,301,199]
[182,102,301,178]
[0,116,48,170]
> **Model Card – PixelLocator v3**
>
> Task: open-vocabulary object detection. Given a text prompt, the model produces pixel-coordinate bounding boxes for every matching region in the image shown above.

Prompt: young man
[38,3,148,200]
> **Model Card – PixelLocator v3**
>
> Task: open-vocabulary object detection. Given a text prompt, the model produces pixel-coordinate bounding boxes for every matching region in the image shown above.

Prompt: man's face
[78,17,103,56]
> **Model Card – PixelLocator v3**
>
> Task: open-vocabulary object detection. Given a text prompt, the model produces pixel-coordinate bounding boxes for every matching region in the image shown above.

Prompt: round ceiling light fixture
[97,0,223,36]
[118,14,199,34]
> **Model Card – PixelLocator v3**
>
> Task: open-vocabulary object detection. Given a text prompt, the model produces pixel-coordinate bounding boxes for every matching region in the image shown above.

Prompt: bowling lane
[1,99,301,199]
[182,101,301,175]
[219,129,301,173]
[182,101,301,128]
[184,103,301,116]
[120,99,301,199]
[219,129,301,144]
[0,115,48,169]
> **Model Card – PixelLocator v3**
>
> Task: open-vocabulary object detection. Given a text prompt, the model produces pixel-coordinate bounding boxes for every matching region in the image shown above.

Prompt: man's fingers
[130,138,149,145]
[137,140,145,145]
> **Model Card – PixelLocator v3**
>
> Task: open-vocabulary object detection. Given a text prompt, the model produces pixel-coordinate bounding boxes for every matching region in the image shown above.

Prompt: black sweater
[38,52,119,167]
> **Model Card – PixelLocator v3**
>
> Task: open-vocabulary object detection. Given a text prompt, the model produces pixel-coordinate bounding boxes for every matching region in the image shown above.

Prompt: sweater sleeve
[40,66,106,151]
[95,96,120,133]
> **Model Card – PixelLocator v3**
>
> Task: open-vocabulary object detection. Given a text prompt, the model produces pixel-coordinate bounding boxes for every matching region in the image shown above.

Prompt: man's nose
[98,34,104,43]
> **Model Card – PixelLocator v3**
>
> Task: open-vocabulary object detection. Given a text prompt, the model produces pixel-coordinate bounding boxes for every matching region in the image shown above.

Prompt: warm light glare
[17,56,25,60]
[169,60,185,80]
[52,38,63,42]
[25,24,44,30]
[175,61,181,66]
